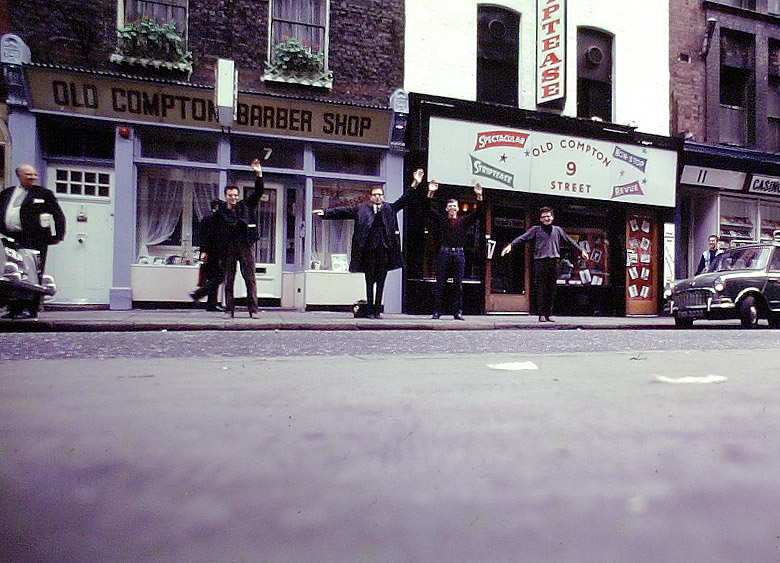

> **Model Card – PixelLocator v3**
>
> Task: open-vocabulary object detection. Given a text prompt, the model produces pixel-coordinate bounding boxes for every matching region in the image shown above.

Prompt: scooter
[0,234,56,318]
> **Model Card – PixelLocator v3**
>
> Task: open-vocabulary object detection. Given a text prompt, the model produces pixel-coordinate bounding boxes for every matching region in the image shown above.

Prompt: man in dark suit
[218,159,265,318]
[0,164,66,318]
[314,169,425,318]
[190,199,225,311]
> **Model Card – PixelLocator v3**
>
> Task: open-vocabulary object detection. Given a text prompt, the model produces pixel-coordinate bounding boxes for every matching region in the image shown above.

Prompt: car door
[764,247,780,312]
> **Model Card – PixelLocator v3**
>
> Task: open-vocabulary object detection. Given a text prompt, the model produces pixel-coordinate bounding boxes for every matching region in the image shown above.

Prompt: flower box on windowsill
[262,65,333,89]
[110,53,193,75]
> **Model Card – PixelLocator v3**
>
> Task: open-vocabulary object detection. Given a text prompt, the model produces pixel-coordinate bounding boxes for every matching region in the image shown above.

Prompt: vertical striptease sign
[537,0,566,106]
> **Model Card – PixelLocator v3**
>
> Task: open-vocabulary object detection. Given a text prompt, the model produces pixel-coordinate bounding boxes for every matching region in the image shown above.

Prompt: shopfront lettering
[611,181,645,199]
[470,155,514,188]
[550,180,591,193]
[322,113,372,137]
[52,80,98,109]
[236,104,313,132]
[537,0,565,104]
[110,88,219,121]
[560,139,611,166]
[749,176,780,195]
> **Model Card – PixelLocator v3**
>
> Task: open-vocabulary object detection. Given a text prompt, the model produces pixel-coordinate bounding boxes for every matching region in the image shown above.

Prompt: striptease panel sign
[537,0,566,105]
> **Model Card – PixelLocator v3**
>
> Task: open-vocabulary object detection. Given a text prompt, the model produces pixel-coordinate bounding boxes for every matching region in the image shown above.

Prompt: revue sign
[27,67,391,146]
[537,0,566,106]
[427,116,677,208]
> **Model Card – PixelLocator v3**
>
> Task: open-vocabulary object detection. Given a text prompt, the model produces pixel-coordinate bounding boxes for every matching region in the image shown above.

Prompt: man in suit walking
[314,169,425,318]
[0,164,66,318]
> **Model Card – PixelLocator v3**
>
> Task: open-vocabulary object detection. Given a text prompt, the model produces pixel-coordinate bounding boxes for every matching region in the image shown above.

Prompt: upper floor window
[118,0,188,45]
[477,6,519,106]
[577,28,613,121]
[265,0,331,87]
[770,0,780,15]
[719,29,755,147]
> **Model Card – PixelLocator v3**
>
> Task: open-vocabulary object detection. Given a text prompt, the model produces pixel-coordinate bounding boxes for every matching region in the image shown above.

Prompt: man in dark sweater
[695,234,723,275]
[501,206,588,322]
[428,180,484,320]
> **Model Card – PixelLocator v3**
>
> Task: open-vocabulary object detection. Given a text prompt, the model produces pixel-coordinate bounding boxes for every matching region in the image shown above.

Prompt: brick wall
[669,0,707,141]
[7,0,404,107]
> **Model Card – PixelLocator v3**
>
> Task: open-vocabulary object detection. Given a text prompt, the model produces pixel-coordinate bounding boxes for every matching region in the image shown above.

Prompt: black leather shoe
[454,313,465,321]
[538,316,546,322]
[545,316,554,322]
[431,313,440,320]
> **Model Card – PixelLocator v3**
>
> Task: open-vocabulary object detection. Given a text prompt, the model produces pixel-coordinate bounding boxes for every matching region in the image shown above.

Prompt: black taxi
[665,238,780,329]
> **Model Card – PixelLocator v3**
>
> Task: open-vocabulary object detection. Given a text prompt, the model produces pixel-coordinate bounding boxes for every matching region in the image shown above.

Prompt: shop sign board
[536,0,566,105]
[748,175,780,196]
[428,116,677,207]
[26,67,391,146]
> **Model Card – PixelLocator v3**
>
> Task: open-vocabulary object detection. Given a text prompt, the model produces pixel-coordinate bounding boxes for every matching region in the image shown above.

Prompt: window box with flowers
[110,16,193,75]
[263,37,333,89]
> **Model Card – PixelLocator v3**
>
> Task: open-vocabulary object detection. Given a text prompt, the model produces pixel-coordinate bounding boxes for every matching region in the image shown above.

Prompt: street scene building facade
[402,1,679,316]
[671,0,780,278]
[1,0,406,311]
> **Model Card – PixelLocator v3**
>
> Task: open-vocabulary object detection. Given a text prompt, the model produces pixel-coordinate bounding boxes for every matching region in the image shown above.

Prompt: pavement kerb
[0,309,679,332]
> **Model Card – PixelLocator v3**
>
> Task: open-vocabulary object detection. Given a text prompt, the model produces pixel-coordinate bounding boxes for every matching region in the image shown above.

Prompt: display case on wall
[760,203,780,242]
[556,227,610,286]
[719,197,757,245]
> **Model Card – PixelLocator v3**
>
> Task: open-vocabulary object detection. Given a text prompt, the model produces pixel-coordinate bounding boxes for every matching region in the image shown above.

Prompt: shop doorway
[45,165,115,304]
[485,205,530,312]
[231,180,283,300]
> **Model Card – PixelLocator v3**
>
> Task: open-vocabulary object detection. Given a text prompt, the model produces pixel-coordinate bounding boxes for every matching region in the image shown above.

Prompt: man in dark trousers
[314,169,425,318]
[219,159,265,318]
[695,234,723,275]
[190,199,225,311]
[427,179,484,320]
[501,206,588,322]
[0,164,66,318]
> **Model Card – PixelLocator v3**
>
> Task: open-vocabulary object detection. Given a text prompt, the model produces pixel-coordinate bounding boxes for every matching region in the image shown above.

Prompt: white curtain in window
[138,176,183,257]
[272,0,324,50]
[193,181,220,221]
[256,190,277,264]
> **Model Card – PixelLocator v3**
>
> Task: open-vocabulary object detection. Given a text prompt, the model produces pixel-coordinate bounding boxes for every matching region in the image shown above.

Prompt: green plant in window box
[112,15,193,70]
[269,37,325,74]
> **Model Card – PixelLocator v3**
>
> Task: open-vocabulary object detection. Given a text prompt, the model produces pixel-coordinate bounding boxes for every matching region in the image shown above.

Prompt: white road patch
[487,361,539,371]
[654,374,727,384]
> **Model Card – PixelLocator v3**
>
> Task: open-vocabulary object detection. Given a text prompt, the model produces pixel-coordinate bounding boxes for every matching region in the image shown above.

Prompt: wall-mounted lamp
[118,125,131,139]
[700,17,717,58]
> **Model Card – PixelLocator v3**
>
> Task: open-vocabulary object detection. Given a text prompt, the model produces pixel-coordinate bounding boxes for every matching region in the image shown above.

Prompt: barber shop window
[139,127,217,162]
[314,145,381,176]
[311,180,377,271]
[135,166,219,264]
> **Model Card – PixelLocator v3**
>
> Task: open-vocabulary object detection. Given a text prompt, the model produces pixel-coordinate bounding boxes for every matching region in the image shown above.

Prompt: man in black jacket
[427,180,483,320]
[315,169,425,318]
[190,199,225,311]
[219,159,265,318]
[0,164,66,318]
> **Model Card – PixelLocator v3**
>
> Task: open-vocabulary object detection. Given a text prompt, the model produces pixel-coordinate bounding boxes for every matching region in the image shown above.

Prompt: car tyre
[739,295,759,328]
[674,314,694,329]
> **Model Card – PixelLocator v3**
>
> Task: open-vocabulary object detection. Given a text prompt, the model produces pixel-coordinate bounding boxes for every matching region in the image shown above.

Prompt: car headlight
[714,279,724,293]
[663,283,674,299]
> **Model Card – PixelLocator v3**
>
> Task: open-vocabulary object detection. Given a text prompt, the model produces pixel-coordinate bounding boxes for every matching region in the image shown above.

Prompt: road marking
[654,375,727,384]
[487,361,539,371]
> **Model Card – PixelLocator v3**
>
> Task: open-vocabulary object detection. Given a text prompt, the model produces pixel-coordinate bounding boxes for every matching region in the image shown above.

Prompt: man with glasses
[314,169,425,318]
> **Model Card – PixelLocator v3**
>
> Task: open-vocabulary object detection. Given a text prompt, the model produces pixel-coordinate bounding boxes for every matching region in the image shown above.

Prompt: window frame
[267,0,330,71]
[117,0,189,48]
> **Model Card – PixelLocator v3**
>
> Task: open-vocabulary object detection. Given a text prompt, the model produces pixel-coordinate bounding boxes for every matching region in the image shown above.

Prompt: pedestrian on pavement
[501,206,588,323]
[190,199,225,311]
[0,163,66,319]
[313,168,425,318]
[695,234,723,275]
[219,159,265,319]
[427,179,484,320]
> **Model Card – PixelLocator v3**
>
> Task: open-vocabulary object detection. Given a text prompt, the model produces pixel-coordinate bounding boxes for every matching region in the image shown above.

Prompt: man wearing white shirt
[0,164,66,318]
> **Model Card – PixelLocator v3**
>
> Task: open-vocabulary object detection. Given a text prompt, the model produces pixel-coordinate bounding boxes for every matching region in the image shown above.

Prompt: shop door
[485,205,530,312]
[45,166,115,304]
[231,181,283,300]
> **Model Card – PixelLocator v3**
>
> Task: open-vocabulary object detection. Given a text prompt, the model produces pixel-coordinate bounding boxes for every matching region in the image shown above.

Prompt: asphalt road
[2,331,780,562]
[2,328,780,360]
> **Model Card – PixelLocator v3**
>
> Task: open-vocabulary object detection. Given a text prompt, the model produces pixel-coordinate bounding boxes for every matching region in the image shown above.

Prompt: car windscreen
[711,246,772,272]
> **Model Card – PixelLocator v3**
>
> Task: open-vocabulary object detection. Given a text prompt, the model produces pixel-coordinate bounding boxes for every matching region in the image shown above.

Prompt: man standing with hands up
[501,207,588,322]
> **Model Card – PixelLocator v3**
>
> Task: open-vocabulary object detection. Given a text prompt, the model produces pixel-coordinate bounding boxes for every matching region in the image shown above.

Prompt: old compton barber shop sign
[427,116,677,207]
[27,68,390,145]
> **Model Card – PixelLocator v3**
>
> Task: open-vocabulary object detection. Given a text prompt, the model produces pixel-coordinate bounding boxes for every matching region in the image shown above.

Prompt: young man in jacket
[0,164,66,318]
[219,159,265,318]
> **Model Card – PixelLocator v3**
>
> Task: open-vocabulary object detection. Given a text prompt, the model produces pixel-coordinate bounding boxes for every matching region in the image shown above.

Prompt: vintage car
[665,241,780,328]
[0,234,56,315]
